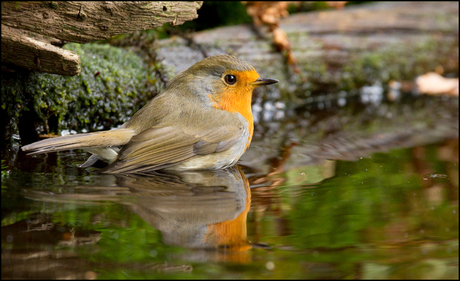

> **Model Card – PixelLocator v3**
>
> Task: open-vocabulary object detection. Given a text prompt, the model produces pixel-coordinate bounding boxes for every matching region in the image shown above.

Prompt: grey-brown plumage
[21,55,278,174]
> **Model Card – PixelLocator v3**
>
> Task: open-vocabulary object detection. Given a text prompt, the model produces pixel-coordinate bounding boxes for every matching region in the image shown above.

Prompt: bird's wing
[102,123,244,174]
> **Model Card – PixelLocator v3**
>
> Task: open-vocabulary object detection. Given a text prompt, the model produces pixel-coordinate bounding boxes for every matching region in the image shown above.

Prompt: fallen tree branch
[2,24,81,76]
[1,1,202,75]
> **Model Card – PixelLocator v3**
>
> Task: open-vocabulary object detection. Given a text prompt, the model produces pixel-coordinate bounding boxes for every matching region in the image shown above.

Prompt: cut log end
[1,25,81,76]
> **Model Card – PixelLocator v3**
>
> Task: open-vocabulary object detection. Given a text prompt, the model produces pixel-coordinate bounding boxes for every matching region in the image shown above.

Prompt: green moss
[1,43,174,141]
[1,72,28,140]
[290,36,458,99]
[341,37,458,91]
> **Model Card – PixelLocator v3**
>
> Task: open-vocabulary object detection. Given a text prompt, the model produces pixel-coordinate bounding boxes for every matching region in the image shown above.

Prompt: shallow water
[2,95,458,279]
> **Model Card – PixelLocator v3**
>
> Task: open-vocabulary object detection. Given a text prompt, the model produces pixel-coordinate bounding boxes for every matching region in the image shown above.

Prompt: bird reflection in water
[23,166,252,263]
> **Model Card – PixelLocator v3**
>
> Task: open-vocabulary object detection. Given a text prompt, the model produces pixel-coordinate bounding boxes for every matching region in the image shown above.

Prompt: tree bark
[2,24,81,76]
[1,1,203,76]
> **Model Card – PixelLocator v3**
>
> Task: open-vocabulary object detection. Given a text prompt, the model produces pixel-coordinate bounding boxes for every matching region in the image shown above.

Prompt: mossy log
[156,1,458,99]
[1,1,202,76]
[1,43,173,145]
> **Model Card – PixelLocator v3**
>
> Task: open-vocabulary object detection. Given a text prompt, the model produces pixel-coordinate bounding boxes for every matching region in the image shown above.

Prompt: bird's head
[169,55,278,111]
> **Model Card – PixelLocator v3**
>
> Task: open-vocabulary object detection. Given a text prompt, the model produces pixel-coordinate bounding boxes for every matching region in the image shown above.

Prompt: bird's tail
[21,129,135,155]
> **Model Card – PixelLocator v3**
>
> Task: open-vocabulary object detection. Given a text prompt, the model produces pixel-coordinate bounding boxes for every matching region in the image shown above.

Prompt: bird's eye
[224,74,237,85]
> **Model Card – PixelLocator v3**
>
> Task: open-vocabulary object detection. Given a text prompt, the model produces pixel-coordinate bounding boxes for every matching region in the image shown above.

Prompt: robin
[22,55,278,174]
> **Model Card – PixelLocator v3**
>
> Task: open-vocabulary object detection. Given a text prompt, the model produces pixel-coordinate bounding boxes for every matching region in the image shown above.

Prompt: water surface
[2,95,458,279]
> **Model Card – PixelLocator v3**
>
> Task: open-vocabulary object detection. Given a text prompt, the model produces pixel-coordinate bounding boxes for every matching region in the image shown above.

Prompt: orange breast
[208,70,258,150]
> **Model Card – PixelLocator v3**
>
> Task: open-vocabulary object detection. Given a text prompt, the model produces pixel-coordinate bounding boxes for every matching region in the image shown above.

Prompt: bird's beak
[252,78,279,87]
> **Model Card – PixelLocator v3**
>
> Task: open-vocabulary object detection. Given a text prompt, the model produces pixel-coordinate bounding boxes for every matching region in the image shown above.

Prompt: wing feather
[103,124,244,174]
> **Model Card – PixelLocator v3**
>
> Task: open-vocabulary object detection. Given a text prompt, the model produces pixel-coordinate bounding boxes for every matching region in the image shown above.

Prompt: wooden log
[1,1,203,43]
[1,24,81,76]
[1,1,203,75]
[156,2,458,98]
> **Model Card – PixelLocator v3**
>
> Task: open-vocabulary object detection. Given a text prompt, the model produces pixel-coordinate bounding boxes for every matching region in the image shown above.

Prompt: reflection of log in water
[411,139,459,205]
[22,166,252,263]
[242,96,458,243]
[242,95,459,172]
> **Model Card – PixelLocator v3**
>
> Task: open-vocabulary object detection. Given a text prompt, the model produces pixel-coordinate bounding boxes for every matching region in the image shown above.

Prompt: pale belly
[167,140,247,170]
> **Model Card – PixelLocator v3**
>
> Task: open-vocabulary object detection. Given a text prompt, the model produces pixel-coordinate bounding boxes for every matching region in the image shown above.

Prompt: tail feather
[21,129,135,155]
